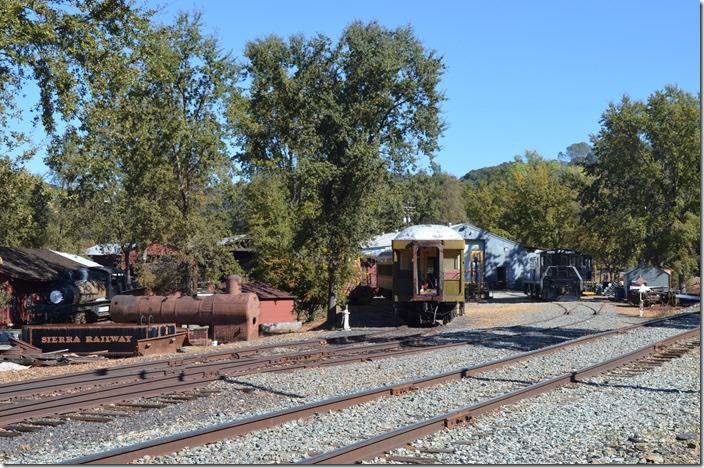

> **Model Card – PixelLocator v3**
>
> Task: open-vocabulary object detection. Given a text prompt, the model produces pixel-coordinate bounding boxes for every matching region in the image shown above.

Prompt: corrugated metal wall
[453,223,535,290]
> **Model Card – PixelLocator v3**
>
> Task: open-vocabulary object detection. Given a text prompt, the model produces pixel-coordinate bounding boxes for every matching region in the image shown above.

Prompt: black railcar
[523,249,592,301]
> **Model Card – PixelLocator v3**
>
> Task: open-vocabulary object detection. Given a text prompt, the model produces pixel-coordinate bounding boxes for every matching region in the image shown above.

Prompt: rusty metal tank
[109,275,260,342]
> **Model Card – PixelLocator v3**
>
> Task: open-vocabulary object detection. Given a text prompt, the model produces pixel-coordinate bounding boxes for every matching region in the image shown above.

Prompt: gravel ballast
[0,303,697,464]
[374,348,701,464]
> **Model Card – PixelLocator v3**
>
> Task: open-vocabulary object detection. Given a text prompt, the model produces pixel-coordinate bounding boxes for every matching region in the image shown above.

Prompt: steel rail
[0,337,460,426]
[61,311,699,464]
[300,327,701,464]
[0,331,419,400]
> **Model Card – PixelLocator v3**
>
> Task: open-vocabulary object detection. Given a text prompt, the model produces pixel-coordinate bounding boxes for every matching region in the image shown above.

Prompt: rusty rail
[0,330,412,400]
[60,311,699,464]
[0,337,457,427]
[300,327,701,464]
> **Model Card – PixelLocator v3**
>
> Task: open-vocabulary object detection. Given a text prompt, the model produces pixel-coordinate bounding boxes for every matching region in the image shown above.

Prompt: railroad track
[59,310,699,464]
[0,305,619,429]
[300,327,700,464]
[0,334,466,430]
[0,331,419,401]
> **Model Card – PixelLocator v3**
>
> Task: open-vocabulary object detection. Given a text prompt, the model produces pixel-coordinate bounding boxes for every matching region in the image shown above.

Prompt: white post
[341,305,351,330]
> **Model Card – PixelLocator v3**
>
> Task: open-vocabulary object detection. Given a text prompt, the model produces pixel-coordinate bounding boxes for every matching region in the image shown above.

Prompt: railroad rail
[60,310,700,464]
[0,305,625,427]
[0,330,403,400]
[0,335,471,428]
[300,326,700,464]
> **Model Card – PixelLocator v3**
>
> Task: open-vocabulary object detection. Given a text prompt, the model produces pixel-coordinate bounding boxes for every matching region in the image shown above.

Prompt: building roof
[394,224,464,241]
[51,250,104,268]
[451,222,523,247]
[241,281,296,300]
[84,244,125,256]
[0,247,102,282]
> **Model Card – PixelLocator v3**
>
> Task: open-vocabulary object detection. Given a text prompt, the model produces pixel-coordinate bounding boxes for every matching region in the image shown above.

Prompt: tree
[464,151,583,248]
[558,142,594,166]
[506,151,581,247]
[395,163,465,226]
[0,156,49,247]
[235,22,445,326]
[0,1,149,147]
[583,86,700,287]
[49,12,242,289]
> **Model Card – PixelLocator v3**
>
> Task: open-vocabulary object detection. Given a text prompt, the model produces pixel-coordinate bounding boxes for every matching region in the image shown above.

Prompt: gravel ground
[0,302,696,464]
[374,348,700,464]
[142,310,698,464]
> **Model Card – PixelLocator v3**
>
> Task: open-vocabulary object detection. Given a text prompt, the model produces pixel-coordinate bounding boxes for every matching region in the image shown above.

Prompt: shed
[623,266,671,291]
[241,282,296,324]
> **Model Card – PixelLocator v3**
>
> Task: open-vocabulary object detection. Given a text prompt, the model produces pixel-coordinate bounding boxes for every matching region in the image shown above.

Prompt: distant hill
[460,161,517,185]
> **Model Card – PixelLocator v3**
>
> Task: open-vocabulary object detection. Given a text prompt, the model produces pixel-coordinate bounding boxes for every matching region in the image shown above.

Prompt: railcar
[390,225,465,325]
[523,249,593,300]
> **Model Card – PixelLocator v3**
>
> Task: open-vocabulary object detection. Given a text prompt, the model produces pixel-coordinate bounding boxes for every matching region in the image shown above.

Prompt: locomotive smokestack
[227,275,242,295]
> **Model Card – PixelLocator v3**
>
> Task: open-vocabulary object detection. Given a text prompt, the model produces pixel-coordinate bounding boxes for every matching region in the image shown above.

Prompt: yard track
[60,310,699,464]
[300,326,700,464]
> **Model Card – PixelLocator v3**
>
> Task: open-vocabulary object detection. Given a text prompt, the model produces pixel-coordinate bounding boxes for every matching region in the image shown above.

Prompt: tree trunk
[326,261,338,330]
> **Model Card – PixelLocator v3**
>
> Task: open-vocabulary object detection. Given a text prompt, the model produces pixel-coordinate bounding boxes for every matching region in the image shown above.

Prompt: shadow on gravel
[411,324,599,353]
[577,380,700,395]
[418,314,699,353]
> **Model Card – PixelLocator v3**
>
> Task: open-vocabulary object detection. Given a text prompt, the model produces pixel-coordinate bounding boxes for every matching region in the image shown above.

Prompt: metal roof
[241,281,296,300]
[0,247,100,282]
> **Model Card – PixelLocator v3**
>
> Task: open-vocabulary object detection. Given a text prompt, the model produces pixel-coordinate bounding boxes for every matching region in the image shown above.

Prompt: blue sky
[20,0,699,178]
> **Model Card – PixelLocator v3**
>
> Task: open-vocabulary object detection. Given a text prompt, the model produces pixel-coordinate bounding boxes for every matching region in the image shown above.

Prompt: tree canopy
[236,21,446,325]
[582,86,700,284]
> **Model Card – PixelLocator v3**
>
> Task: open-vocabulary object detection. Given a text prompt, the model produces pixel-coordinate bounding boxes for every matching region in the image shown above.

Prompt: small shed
[623,266,671,291]
[241,282,296,324]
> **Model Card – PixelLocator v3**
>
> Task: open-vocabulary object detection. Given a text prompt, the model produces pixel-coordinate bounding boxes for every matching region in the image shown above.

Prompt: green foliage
[583,85,700,280]
[237,22,445,324]
[461,160,517,185]
[558,142,594,166]
[0,0,149,149]
[48,12,241,288]
[0,157,50,247]
[464,151,583,247]
[137,254,196,295]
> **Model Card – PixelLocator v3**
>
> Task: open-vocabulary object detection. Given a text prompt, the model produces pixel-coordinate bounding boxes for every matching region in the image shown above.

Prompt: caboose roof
[394,224,464,241]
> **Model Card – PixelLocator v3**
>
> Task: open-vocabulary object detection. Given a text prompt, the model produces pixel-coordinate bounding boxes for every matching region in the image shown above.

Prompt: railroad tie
[4,424,45,433]
[420,447,455,454]
[26,419,64,426]
[114,402,167,409]
[62,414,113,423]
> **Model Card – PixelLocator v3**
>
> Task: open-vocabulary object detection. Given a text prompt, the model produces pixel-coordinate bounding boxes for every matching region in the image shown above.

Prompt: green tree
[558,142,594,166]
[0,156,49,246]
[464,151,583,248]
[583,86,700,287]
[394,163,465,226]
[0,1,149,146]
[49,12,241,289]
[236,22,445,326]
